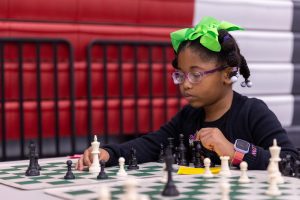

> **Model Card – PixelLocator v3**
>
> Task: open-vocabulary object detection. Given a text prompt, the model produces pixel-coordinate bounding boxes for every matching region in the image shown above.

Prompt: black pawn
[157,144,165,163]
[161,148,179,197]
[35,153,42,171]
[64,160,75,179]
[25,142,40,176]
[97,160,108,179]
[127,147,139,170]
[178,134,188,166]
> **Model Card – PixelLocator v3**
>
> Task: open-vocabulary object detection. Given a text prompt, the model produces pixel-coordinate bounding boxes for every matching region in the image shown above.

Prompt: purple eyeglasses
[172,65,227,84]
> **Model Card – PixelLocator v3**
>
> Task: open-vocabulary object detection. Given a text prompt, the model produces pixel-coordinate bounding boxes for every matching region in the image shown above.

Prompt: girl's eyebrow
[190,65,205,70]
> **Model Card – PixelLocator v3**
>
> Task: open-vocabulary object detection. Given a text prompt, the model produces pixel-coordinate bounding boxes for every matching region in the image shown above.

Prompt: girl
[76,17,298,170]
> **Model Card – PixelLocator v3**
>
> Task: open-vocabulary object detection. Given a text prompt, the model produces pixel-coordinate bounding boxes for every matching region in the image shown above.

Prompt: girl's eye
[191,73,202,78]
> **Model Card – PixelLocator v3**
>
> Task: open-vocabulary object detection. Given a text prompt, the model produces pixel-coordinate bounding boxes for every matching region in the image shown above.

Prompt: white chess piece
[238,161,250,183]
[219,156,231,177]
[220,178,230,200]
[139,195,150,200]
[89,135,100,173]
[203,157,213,178]
[123,177,139,200]
[160,163,168,183]
[117,157,128,177]
[268,139,284,184]
[265,173,282,196]
[98,185,111,200]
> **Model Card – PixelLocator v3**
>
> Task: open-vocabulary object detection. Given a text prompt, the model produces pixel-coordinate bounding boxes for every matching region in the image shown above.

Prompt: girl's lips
[184,94,195,100]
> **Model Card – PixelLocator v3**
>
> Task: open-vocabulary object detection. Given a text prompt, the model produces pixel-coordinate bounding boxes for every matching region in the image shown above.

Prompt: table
[1,157,300,200]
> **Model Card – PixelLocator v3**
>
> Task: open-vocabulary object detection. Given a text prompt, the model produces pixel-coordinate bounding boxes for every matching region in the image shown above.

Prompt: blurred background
[0,0,299,161]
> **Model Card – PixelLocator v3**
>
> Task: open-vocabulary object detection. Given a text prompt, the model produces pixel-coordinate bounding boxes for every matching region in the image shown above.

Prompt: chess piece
[64,160,75,179]
[157,144,165,163]
[117,157,128,177]
[127,147,139,170]
[167,137,176,163]
[123,177,139,200]
[280,154,294,176]
[220,178,230,200]
[25,142,40,176]
[97,160,108,179]
[219,156,231,177]
[89,135,101,173]
[161,148,179,196]
[265,173,281,196]
[35,152,41,171]
[194,141,204,168]
[238,161,250,183]
[178,134,188,166]
[98,185,111,200]
[268,139,284,184]
[203,158,213,178]
[191,146,196,164]
[295,160,300,178]
[160,163,168,183]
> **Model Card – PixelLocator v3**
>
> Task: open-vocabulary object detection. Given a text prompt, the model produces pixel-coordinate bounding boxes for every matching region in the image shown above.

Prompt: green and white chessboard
[0,159,164,190]
[45,170,300,200]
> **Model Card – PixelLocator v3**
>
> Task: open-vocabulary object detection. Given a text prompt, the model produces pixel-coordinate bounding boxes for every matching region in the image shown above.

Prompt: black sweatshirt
[103,92,298,170]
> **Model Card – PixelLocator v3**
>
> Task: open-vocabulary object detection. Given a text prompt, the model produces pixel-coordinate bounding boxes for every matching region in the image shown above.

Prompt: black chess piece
[190,146,196,164]
[174,147,179,164]
[178,134,188,166]
[25,142,40,176]
[194,141,204,168]
[97,160,108,179]
[161,148,179,196]
[284,154,294,176]
[127,147,139,170]
[64,160,75,179]
[294,160,300,178]
[167,137,176,164]
[35,153,42,171]
[157,144,165,163]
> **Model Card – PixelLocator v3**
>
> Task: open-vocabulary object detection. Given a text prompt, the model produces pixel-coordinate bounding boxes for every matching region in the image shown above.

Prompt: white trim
[233,63,294,95]
[231,31,294,62]
[248,95,294,126]
[193,0,293,31]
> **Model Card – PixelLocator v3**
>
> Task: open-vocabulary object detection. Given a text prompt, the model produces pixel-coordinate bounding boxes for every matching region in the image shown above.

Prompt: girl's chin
[188,101,204,108]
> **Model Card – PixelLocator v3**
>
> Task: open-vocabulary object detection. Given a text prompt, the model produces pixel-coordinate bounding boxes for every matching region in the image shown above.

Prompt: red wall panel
[8,0,77,21]
[0,0,8,19]
[139,0,194,26]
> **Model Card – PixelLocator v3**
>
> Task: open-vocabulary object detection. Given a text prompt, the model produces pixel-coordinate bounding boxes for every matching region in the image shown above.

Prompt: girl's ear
[222,67,233,85]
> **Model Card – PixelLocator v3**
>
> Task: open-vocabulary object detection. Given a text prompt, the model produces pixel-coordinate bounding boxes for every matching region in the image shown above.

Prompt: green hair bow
[170,16,244,52]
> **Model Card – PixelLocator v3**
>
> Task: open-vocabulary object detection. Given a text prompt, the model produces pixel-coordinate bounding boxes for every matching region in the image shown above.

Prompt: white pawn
[117,157,128,177]
[160,163,168,183]
[265,173,281,196]
[220,178,230,200]
[219,156,231,177]
[203,158,213,178]
[123,177,139,200]
[139,195,150,200]
[89,135,101,173]
[98,185,111,200]
[238,161,250,183]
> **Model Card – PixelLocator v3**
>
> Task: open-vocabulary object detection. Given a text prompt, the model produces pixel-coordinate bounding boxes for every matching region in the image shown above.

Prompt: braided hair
[172,29,251,87]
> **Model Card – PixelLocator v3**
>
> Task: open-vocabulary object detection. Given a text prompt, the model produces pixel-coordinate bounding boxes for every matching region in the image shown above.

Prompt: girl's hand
[195,128,235,159]
[75,147,110,171]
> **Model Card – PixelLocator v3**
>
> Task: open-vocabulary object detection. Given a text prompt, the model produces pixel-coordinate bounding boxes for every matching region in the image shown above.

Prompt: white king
[89,135,101,173]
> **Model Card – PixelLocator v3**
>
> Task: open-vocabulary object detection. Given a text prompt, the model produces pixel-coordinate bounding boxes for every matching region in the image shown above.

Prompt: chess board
[0,158,164,190]
[45,170,300,200]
